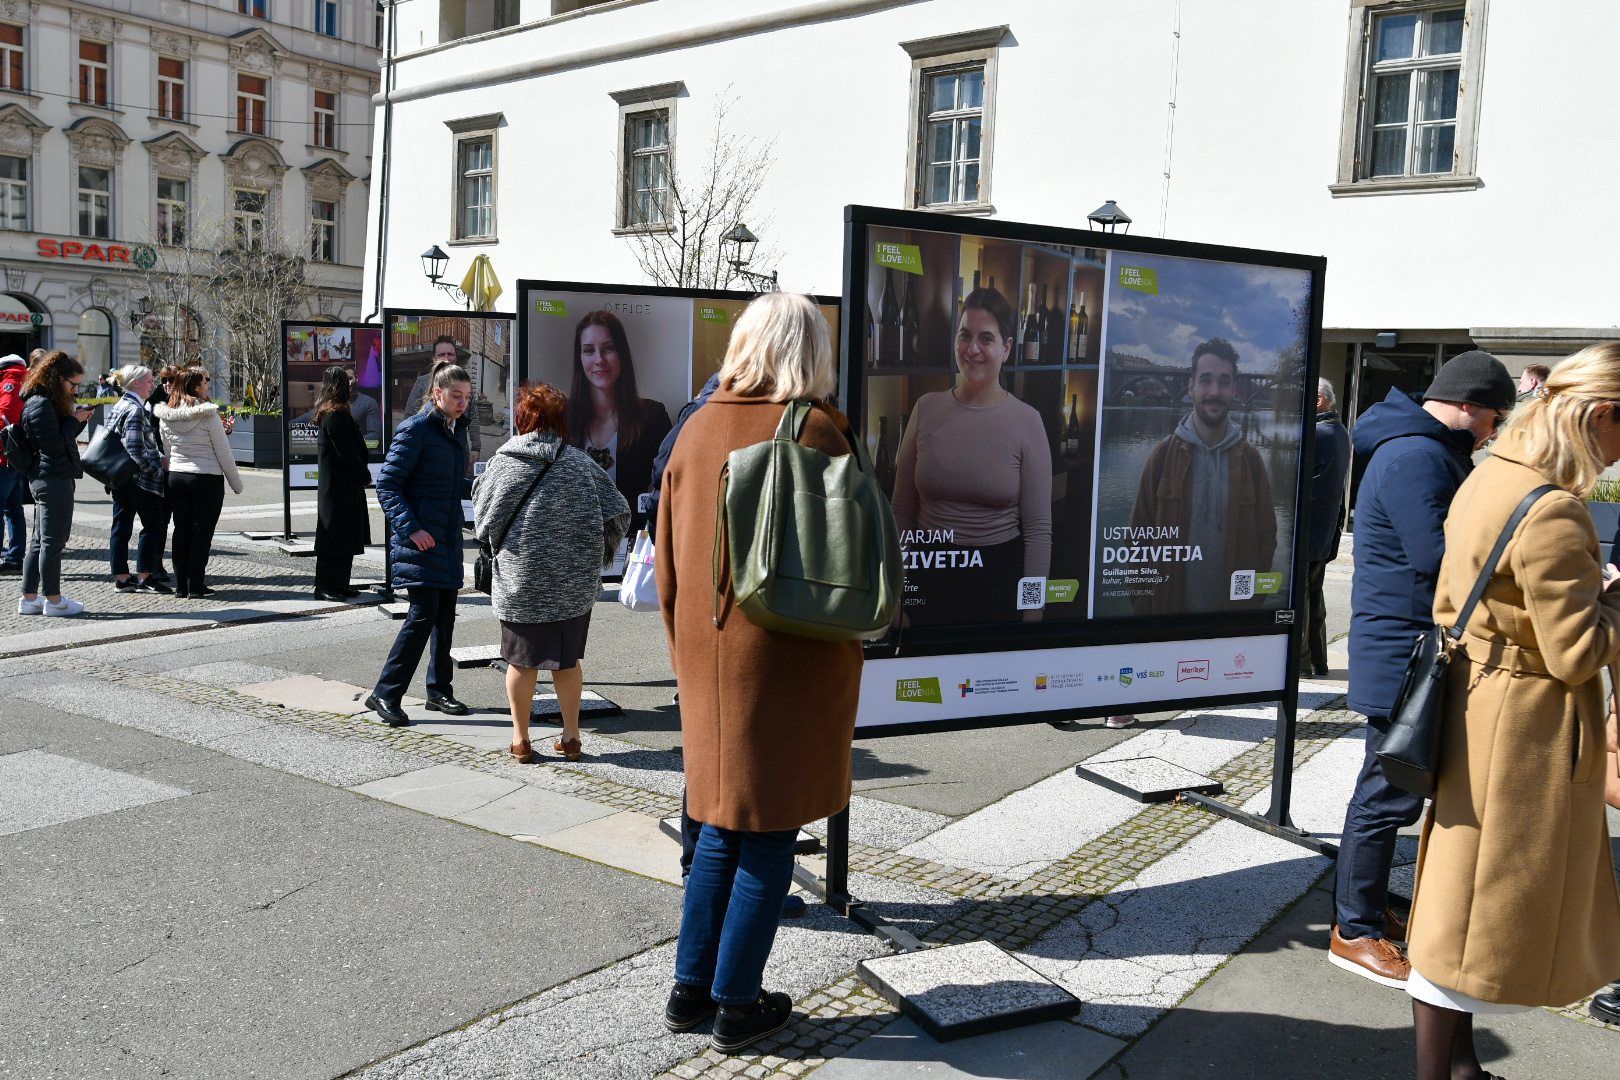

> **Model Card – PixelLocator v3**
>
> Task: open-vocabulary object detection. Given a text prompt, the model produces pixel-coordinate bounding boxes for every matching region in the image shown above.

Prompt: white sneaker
[43,597,84,617]
[17,594,43,615]
[1105,715,1138,729]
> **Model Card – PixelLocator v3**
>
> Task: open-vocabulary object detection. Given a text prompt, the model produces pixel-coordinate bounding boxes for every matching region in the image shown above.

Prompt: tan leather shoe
[553,737,582,762]
[1329,925,1409,988]
[1385,907,1409,943]
[509,739,532,764]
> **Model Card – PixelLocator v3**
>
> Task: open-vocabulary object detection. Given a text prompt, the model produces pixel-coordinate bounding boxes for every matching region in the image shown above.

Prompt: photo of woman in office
[890,286,1052,624]
[566,310,673,534]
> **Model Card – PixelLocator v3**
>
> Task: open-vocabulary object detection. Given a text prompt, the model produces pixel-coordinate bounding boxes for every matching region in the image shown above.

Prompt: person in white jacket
[155,369,243,599]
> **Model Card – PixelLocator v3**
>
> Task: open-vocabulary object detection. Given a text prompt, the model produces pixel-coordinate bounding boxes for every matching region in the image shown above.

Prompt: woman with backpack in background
[105,365,170,594]
[312,366,371,601]
[654,293,860,1052]
[155,368,243,599]
[473,382,628,763]
[18,350,93,616]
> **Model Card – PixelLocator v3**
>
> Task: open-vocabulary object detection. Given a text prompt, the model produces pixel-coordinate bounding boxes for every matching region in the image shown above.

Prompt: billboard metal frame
[278,318,378,545]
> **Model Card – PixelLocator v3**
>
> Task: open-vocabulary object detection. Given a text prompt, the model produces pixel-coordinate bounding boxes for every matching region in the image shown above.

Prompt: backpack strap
[1447,484,1558,644]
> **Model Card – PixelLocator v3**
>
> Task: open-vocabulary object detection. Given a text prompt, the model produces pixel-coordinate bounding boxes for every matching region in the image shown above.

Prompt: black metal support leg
[1264,694,1299,829]
[799,804,924,952]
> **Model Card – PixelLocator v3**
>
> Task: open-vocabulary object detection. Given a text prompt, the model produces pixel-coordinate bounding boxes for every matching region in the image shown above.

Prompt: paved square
[814,1016,1123,1079]
[0,750,189,836]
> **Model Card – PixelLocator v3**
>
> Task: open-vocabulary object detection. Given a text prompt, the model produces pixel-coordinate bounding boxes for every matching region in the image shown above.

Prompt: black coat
[22,391,84,480]
[1307,410,1351,563]
[376,408,473,590]
[316,408,371,557]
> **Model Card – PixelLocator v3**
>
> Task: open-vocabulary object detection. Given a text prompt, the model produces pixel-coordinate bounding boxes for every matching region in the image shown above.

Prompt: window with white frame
[79,40,109,107]
[455,135,493,239]
[315,0,338,37]
[1334,3,1485,194]
[77,166,111,238]
[0,154,26,231]
[901,27,1004,212]
[313,90,337,149]
[156,177,187,246]
[310,198,336,262]
[0,24,23,92]
[622,110,669,228]
[236,74,267,135]
[158,57,185,121]
[232,187,266,249]
[239,0,266,18]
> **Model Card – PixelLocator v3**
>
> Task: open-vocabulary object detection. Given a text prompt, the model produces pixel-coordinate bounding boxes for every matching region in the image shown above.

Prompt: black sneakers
[1592,982,1620,1025]
[711,990,794,1053]
[663,982,718,1033]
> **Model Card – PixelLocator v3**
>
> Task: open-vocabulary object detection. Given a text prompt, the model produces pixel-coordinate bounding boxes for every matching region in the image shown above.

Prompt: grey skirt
[500,610,592,671]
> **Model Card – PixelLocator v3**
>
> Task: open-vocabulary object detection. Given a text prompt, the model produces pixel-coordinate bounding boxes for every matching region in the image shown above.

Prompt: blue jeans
[374,586,457,704]
[0,468,23,564]
[675,823,799,1004]
[1334,716,1426,939]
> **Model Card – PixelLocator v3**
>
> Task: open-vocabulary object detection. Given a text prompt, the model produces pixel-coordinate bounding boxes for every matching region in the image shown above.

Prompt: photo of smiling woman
[566,311,673,534]
[890,287,1053,625]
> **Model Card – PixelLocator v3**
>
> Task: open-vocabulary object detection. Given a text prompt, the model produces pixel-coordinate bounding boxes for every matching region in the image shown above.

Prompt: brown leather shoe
[553,737,582,762]
[1329,925,1409,988]
[1385,907,1409,943]
[509,739,533,764]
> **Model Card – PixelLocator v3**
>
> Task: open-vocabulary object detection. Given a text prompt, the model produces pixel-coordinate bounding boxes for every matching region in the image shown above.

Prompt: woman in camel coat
[655,293,859,1053]
[1408,343,1620,1079]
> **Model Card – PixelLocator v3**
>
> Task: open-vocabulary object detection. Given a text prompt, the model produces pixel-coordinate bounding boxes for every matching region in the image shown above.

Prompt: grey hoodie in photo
[1175,410,1244,610]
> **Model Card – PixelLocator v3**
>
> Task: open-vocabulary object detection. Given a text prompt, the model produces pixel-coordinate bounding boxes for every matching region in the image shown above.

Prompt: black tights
[1413,999,1487,1080]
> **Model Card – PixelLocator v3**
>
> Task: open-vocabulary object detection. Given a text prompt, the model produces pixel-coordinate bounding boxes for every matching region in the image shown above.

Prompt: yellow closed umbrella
[459,254,503,312]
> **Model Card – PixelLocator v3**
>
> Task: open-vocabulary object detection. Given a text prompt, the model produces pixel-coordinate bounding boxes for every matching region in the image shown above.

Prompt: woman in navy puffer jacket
[366,360,475,726]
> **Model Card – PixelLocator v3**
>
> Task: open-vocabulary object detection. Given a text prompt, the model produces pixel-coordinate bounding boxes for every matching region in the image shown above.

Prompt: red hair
[515,382,568,439]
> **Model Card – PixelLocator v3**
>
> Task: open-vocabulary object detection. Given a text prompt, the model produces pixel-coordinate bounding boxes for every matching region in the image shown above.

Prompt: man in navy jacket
[1330,351,1515,988]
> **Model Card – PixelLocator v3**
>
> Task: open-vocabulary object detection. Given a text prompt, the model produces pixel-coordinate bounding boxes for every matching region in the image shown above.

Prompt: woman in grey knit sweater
[472,383,629,763]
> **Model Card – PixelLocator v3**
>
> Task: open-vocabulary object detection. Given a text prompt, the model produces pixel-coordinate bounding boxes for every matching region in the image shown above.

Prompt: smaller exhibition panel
[281,322,385,489]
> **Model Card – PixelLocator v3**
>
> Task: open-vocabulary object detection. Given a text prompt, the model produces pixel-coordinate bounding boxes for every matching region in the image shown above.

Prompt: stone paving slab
[164,659,299,688]
[858,941,1078,1041]
[206,724,427,788]
[524,810,686,884]
[454,782,619,838]
[17,681,274,745]
[351,764,523,818]
[0,749,190,836]
[812,1016,1122,1080]
[235,674,419,715]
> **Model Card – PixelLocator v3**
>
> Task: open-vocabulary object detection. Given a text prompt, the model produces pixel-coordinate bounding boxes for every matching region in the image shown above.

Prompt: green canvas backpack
[712,401,902,641]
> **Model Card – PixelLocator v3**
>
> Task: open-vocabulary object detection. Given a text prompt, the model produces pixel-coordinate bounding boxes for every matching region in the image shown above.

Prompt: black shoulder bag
[1378,484,1557,797]
[473,461,551,595]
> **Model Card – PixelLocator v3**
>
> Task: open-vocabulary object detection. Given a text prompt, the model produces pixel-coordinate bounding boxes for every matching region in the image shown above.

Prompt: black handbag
[1378,484,1557,796]
[81,424,139,491]
[473,461,550,595]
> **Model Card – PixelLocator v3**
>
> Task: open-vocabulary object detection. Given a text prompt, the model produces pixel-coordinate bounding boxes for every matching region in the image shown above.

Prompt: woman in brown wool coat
[654,293,860,1054]
[1408,342,1620,1080]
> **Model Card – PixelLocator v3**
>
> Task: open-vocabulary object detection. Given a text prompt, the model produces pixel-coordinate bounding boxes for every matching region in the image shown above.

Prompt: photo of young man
[1127,337,1277,615]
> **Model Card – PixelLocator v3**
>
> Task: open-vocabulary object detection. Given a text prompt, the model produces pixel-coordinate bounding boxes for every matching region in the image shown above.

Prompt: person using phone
[17,351,91,617]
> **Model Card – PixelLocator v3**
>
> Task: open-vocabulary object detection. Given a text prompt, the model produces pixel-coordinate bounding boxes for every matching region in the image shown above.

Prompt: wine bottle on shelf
[971,269,981,293]
[1074,292,1090,361]
[1066,303,1079,362]
[899,274,921,368]
[1036,284,1052,364]
[1064,393,1082,455]
[874,416,897,498]
[864,299,875,369]
[1021,284,1040,364]
[876,268,901,369]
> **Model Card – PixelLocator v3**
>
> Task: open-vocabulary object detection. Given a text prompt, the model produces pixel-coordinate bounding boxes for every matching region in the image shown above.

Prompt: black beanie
[1423,350,1516,412]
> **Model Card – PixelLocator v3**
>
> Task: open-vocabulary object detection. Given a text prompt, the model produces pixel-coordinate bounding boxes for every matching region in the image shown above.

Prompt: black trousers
[374,586,457,703]
[1303,558,1330,673]
[168,473,224,590]
[315,551,355,591]
[109,484,167,578]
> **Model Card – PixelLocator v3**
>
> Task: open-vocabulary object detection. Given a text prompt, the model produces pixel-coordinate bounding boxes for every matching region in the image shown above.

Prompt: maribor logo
[1177,659,1210,682]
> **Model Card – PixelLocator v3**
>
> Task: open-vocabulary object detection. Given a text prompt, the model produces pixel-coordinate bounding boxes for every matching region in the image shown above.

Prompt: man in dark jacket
[1302,377,1351,676]
[1330,350,1514,988]
[367,373,475,726]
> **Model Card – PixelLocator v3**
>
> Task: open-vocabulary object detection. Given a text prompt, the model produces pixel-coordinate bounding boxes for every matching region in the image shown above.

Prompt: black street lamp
[420,244,467,307]
[1087,200,1133,234]
[126,294,153,331]
[722,222,778,292]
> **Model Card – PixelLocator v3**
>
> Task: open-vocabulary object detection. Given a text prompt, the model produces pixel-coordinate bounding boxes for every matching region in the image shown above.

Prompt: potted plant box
[229,411,283,468]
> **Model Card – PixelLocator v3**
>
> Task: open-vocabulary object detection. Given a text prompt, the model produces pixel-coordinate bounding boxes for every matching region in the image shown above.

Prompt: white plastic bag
[618,530,660,611]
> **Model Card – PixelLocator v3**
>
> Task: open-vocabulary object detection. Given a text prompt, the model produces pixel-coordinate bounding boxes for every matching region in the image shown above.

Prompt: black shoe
[1312,665,1331,677]
[191,585,214,599]
[366,694,411,727]
[150,570,172,583]
[312,587,346,602]
[0,560,20,576]
[710,991,794,1053]
[175,587,190,599]
[114,577,140,592]
[337,588,362,598]
[424,695,469,716]
[136,578,173,594]
[781,895,806,919]
[663,982,718,1033]
[1592,982,1620,1025]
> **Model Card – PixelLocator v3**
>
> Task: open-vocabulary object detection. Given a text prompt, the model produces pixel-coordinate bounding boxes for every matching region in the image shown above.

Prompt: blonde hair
[1498,342,1620,498]
[718,293,835,402]
[113,364,151,389]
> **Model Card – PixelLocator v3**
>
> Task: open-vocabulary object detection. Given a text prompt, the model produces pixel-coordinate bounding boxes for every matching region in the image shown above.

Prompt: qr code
[1230,570,1256,600]
[1017,576,1047,610]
